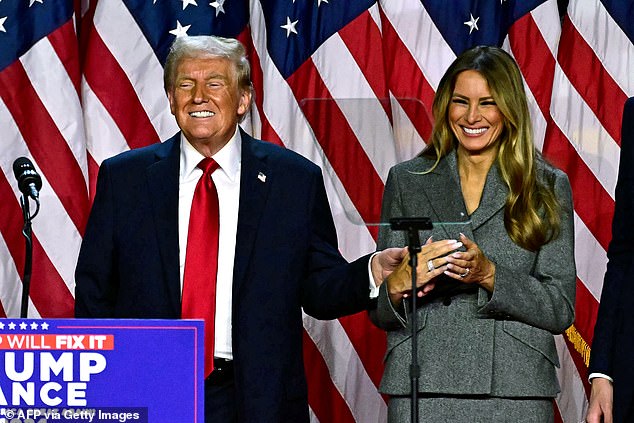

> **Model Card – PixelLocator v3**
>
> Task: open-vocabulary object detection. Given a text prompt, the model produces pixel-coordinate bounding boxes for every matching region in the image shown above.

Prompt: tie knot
[198,158,219,175]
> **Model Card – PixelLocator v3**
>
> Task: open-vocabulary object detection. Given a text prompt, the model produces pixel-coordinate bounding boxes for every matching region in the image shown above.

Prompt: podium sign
[0,319,204,423]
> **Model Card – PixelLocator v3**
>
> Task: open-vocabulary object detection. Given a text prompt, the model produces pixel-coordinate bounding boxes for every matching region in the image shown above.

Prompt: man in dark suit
[74,35,405,423]
[587,97,634,423]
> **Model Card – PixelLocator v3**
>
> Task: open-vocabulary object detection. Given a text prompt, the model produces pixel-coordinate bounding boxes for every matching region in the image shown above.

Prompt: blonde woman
[370,46,576,422]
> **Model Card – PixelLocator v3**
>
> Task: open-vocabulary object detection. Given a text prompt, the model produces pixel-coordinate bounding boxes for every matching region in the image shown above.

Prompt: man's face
[168,56,250,152]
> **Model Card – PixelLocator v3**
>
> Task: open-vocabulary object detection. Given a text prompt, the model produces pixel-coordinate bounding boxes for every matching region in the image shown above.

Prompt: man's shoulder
[246,136,320,174]
[103,137,176,169]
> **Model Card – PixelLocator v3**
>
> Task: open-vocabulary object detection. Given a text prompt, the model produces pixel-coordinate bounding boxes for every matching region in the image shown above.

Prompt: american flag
[0,0,631,422]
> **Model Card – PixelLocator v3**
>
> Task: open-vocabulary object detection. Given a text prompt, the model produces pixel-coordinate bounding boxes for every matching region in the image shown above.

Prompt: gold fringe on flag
[565,324,591,367]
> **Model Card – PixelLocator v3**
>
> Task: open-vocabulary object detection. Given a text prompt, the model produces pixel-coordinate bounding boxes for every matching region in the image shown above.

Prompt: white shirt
[178,129,241,360]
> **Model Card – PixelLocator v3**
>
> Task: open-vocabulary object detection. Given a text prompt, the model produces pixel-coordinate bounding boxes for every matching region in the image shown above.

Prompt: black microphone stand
[19,193,40,318]
[390,217,433,423]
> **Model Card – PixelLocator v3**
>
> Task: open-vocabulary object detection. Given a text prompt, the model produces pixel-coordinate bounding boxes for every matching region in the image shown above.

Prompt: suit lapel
[419,152,507,236]
[232,130,271,295]
[419,153,470,239]
[146,135,181,314]
[469,162,507,231]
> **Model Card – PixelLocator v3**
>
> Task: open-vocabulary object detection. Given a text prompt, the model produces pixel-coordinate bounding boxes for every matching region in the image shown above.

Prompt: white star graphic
[210,0,225,16]
[30,322,39,330]
[0,16,7,33]
[0,321,4,329]
[170,20,191,38]
[19,322,27,330]
[317,0,329,6]
[464,13,479,35]
[41,322,49,330]
[181,0,197,10]
[8,322,16,330]
[29,0,44,6]
[281,17,299,38]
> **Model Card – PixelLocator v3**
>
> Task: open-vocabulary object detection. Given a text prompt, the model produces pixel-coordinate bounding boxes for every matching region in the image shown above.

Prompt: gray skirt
[388,395,554,423]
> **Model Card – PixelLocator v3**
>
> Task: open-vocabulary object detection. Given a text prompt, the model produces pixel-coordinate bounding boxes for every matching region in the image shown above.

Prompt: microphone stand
[390,217,433,423]
[19,194,40,318]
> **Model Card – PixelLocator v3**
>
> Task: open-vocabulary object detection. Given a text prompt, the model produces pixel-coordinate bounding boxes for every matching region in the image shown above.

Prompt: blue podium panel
[0,319,204,423]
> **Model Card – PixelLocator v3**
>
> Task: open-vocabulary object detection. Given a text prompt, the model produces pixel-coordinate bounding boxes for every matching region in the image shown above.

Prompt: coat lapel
[146,135,181,314]
[232,130,271,295]
[419,153,471,239]
[418,152,507,237]
[469,162,507,231]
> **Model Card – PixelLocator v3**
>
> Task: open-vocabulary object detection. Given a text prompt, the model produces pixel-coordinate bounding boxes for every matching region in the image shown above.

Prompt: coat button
[442,297,452,306]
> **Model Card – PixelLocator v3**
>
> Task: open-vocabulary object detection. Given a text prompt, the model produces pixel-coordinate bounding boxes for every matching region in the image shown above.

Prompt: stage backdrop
[0,1,631,422]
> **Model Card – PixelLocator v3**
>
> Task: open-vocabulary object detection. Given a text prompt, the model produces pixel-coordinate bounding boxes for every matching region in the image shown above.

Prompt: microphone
[13,157,42,200]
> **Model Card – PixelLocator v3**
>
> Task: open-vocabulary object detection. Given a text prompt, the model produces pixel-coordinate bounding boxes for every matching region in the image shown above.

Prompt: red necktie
[182,158,220,378]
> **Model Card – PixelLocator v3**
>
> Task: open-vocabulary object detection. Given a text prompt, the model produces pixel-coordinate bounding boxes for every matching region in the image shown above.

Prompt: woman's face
[448,70,504,156]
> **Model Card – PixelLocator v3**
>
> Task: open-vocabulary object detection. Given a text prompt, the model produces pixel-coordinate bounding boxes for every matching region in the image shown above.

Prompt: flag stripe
[0,174,74,318]
[82,29,159,150]
[0,62,88,234]
[543,124,614,251]
[303,328,357,423]
[380,13,435,143]
[558,17,626,144]
[287,60,384,232]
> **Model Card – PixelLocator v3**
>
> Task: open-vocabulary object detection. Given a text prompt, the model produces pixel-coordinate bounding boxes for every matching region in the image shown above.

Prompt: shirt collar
[180,128,242,181]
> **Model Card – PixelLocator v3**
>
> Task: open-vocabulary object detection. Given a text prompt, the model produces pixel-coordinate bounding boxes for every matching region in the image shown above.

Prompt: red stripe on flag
[508,14,556,118]
[0,63,89,234]
[542,124,614,251]
[238,32,285,148]
[558,17,626,145]
[87,152,100,204]
[303,329,357,423]
[48,20,82,96]
[0,175,74,318]
[380,13,434,141]
[574,279,600,347]
[82,29,159,150]
[338,313,387,389]
[339,12,392,119]
[287,60,384,237]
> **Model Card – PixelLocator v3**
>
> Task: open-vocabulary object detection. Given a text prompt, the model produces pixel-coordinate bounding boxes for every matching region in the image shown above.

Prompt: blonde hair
[423,46,560,251]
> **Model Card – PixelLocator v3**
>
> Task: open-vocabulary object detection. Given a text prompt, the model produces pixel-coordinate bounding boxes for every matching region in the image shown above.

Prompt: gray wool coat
[370,151,576,399]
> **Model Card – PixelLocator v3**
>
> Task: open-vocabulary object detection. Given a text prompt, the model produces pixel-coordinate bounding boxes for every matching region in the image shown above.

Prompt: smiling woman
[369,45,576,423]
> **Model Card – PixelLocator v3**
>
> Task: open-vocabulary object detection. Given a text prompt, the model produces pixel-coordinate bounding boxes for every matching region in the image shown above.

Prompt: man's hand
[586,377,613,423]
[371,247,408,287]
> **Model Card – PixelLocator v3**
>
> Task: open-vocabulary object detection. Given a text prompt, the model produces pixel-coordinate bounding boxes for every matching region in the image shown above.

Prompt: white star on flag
[29,0,44,6]
[0,16,7,32]
[169,20,191,38]
[210,0,225,16]
[181,0,197,10]
[281,16,299,37]
[464,13,480,34]
[317,0,329,6]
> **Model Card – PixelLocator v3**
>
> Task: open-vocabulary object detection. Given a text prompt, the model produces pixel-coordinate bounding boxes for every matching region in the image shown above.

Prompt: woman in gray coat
[370,46,576,422]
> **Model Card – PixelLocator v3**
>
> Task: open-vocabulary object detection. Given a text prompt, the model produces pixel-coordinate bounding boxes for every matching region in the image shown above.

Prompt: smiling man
[74,35,406,423]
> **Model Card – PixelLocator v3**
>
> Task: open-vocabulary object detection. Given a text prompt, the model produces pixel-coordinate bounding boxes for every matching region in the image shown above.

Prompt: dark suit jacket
[589,97,634,423]
[75,130,372,423]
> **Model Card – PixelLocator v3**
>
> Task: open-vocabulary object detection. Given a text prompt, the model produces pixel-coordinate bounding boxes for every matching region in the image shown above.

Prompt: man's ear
[237,90,252,116]
[167,91,175,115]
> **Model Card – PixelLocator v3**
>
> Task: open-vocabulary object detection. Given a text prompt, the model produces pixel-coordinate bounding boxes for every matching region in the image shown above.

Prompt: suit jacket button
[442,297,452,306]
